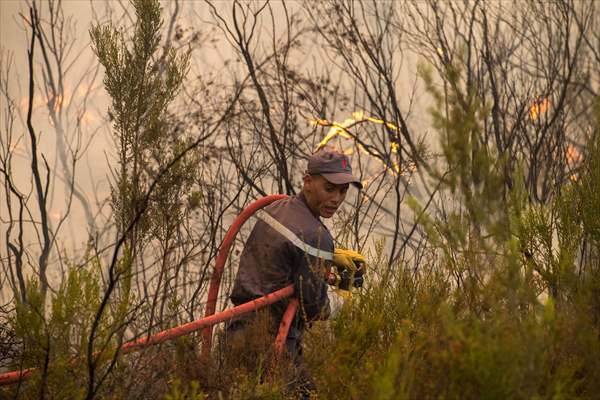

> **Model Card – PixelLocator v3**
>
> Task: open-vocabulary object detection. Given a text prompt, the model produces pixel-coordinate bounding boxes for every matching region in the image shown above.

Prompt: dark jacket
[230,193,332,336]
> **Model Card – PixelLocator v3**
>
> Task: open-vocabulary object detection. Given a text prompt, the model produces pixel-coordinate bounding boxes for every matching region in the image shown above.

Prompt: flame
[529,98,550,120]
[78,110,96,126]
[20,90,70,113]
[19,83,99,114]
[310,111,416,188]
[566,145,582,166]
[313,111,400,151]
[352,111,364,120]
[314,117,355,148]
[21,95,47,111]
[53,94,69,112]
[566,144,582,181]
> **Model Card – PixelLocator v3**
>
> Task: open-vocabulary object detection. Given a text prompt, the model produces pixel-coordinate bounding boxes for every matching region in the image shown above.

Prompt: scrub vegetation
[302,87,600,400]
[1,0,598,399]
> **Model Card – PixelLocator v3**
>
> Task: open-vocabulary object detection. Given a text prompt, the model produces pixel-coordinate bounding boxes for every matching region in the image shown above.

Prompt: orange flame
[566,145,582,166]
[530,98,550,120]
[20,83,98,114]
[566,144,582,181]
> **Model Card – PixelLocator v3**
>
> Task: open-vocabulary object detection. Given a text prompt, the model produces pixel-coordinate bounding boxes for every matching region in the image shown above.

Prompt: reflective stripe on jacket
[230,193,332,333]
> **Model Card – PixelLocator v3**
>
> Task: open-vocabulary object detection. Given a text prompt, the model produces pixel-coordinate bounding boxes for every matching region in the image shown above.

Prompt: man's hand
[331,248,367,290]
[333,248,366,272]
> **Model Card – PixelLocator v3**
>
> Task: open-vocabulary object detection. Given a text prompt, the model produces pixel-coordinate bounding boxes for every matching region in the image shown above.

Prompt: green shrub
[2,259,133,399]
[300,75,600,399]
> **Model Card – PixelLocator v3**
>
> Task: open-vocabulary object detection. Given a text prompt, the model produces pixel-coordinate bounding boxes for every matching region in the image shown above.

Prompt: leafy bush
[1,259,133,399]
[300,77,600,400]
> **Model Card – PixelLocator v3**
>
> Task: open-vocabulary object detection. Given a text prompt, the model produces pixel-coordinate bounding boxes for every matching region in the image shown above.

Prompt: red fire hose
[0,195,297,387]
[274,298,299,354]
[201,194,288,358]
[0,284,293,386]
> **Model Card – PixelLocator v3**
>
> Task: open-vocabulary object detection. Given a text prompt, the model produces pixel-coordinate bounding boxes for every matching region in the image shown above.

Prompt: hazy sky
[0,0,429,269]
[1,0,114,256]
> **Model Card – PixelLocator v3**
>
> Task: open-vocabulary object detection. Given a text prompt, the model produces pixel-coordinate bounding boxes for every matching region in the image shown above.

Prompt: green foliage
[196,311,293,399]
[164,379,206,400]
[3,262,132,399]
[131,78,600,400]
[206,93,599,398]
[299,71,600,398]
[226,375,288,400]
[420,61,509,243]
[90,0,194,245]
[4,8,597,399]
[304,249,599,399]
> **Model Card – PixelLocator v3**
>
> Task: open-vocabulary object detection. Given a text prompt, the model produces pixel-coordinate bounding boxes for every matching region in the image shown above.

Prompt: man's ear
[302,174,312,190]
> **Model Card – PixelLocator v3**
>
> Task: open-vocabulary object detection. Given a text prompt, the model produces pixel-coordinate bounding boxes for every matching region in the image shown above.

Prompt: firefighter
[226,149,363,396]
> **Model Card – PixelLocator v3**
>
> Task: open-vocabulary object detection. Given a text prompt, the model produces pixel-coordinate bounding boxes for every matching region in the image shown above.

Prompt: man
[226,149,362,394]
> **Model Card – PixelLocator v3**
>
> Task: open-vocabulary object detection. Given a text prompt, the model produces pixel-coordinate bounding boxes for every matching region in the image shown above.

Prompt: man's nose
[333,190,345,203]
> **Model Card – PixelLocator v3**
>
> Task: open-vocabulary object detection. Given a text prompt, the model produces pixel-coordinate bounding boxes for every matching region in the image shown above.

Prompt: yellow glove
[333,248,367,273]
[331,248,367,290]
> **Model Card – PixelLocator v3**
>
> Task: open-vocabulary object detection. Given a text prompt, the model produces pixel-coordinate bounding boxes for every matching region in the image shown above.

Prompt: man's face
[303,175,349,218]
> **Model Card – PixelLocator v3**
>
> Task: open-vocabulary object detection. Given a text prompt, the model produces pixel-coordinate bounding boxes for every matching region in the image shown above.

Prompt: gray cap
[307,149,362,189]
